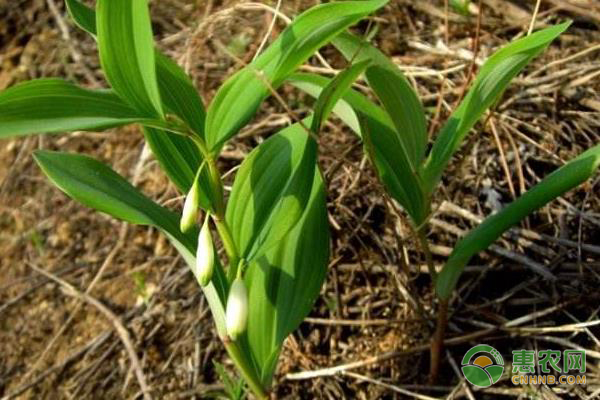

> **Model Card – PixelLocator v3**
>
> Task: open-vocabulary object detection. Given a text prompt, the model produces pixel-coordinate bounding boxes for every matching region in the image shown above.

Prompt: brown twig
[28,264,153,400]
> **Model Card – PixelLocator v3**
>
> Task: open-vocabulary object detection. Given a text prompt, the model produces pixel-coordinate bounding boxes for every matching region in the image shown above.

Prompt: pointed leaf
[97,0,163,117]
[155,53,206,136]
[226,121,317,260]
[33,150,229,335]
[67,0,207,137]
[205,0,388,151]
[67,0,210,203]
[289,72,429,224]
[333,32,428,168]
[288,73,362,134]
[311,59,370,134]
[0,79,149,138]
[365,64,427,168]
[65,0,96,34]
[436,143,600,300]
[244,169,329,386]
[423,22,571,195]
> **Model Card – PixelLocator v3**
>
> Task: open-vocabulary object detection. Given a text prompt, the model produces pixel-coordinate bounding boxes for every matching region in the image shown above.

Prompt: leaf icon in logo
[462,365,494,388]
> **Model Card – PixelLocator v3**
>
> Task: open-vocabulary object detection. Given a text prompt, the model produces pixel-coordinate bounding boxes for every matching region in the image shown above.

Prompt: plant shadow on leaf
[227,124,317,261]
[242,170,329,387]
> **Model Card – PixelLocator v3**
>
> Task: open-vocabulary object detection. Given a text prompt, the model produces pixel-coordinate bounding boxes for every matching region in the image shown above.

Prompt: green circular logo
[461,344,504,387]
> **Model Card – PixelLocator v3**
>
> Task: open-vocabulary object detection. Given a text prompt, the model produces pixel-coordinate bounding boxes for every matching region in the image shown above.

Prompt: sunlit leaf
[226,121,317,260]
[97,0,163,117]
[205,0,388,151]
[333,31,428,171]
[67,0,207,137]
[288,73,364,135]
[311,59,370,134]
[244,169,329,386]
[289,72,429,224]
[422,22,571,195]
[33,150,229,335]
[0,79,149,138]
[436,143,600,300]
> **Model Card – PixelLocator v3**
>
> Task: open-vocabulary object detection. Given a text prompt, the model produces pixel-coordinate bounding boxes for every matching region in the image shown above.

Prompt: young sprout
[180,176,200,233]
[196,215,215,287]
[226,277,249,340]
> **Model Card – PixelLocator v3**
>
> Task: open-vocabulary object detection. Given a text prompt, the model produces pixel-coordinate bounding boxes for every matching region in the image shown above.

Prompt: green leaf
[244,168,329,386]
[365,65,428,168]
[311,59,370,134]
[34,150,172,226]
[65,0,96,34]
[155,53,206,136]
[436,143,600,300]
[143,129,218,212]
[360,112,430,224]
[332,31,428,170]
[66,0,209,197]
[143,128,198,190]
[289,72,429,225]
[226,121,317,260]
[213,361,245,400]
[288,73,363,135]
[205,0,388,151]
[97,0,163,117]
[332,30,397,67]
[0,79,148,138]
[67,0,207,137]
[423,22,571,195]
[33,150,229,335]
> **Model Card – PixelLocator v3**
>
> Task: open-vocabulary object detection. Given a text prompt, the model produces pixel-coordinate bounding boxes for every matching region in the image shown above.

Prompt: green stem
[214,217,240,277]
[161,120,258,394]
[205,156,226,218]
[416,227,437,281]
[224,340,268,399]
[187,134,240,275]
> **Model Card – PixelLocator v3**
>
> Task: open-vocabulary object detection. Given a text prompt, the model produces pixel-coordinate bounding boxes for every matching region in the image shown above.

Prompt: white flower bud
[226,278,248,340]
[180,180,200,233]
[196,217,214,286]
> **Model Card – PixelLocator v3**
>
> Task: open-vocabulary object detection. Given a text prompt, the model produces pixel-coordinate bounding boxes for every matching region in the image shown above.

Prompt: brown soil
[1,0,599,399]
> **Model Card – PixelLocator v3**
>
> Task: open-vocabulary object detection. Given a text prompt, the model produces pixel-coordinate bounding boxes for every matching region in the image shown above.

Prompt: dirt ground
[1,0,599,399]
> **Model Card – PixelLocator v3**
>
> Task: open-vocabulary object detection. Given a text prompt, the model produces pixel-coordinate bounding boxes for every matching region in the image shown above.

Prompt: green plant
[289,21,600,380]
[0,0,387,397]
[4,0,597,392]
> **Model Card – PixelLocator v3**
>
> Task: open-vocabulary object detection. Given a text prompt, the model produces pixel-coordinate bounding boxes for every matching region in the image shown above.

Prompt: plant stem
[205,156,226,218]
[224,339,268,399]
[416,228,437,281]
[429,298,448,383]
[415,225,447,382]
[187,133,240,278]
[214,216,240,278]
[165,121,257,394]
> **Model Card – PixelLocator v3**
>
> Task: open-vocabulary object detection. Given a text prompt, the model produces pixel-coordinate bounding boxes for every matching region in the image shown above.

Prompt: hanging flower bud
[196,216,214,286]
[180,178,200,233]
[226,277,248,340]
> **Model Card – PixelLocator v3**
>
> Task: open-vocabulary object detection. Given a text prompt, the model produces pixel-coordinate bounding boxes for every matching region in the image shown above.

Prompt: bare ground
[1,0,599,399]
